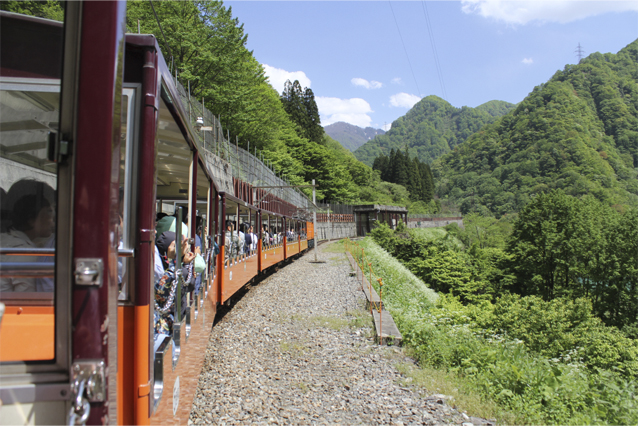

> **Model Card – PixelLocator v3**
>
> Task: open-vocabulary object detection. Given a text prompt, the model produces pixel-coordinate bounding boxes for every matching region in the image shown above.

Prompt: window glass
[0,80,59,362]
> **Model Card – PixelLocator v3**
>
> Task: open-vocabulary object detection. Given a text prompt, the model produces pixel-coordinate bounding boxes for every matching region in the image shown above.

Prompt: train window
[118,86,139,302]
[0,78,60,362]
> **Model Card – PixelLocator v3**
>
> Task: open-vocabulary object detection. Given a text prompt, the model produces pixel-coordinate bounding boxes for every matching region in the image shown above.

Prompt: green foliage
[354,95,514,166]
[508,190,638,330]
[280,80,323,144]
[359,237,638,425]
[434,40,638,215]
[445,213,515,250]
[371,223,506,303]
[372,148,434,203]
[0,0,64,21]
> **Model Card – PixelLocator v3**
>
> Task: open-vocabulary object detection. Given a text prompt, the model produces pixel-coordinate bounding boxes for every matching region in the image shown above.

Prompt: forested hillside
[434,39,638,216]
[122,1,410,205]
[372,149,434,204]
[353,97,515,166]
[324,122,385,152]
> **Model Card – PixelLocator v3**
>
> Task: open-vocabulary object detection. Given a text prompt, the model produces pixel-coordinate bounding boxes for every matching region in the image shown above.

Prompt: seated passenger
[0,194,54,292]
[154,231,195,336]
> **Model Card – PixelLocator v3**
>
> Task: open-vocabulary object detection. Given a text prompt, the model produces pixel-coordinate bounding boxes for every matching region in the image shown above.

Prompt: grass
[410,227,464,249]
[284,311,372,333]
[321,239,346,253]
[293,381,310,393]
[352,237,517,424]
[395,361,516,425]
[279,339,307,357]
[410,227,448,240]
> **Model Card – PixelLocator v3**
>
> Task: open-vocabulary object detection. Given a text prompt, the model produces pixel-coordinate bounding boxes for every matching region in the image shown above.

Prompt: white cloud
[316,97,373,127]
[389,93,421,109]
[391,77,403,85]
[351,77,383,89]
[461,0,638,25]
[522,57,534,64]
[263,64,311,94]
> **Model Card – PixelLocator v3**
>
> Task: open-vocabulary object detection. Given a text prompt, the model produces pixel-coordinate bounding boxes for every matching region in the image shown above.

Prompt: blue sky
[226,1,638,131]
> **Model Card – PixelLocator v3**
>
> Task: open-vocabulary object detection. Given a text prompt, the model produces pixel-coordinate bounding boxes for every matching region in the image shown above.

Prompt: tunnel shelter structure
[353,204,408,237]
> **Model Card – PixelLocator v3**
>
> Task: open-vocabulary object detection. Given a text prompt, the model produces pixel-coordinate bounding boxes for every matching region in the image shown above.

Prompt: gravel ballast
[189,242,472,425]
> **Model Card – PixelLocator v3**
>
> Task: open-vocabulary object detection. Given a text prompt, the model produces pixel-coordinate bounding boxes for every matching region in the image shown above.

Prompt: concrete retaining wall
[315,222,357,241]
[408,218,464,229]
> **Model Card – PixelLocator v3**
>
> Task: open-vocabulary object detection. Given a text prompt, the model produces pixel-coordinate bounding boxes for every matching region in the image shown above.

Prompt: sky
[225,0,638,131]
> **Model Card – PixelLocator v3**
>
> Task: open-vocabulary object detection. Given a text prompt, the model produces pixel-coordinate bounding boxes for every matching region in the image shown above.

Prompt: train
[0,3,316,425]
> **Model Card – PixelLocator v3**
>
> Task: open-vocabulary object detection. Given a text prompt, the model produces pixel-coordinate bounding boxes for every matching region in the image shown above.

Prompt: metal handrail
[0,248,55,256]
[0,262,55,278]
[0,248,135,257]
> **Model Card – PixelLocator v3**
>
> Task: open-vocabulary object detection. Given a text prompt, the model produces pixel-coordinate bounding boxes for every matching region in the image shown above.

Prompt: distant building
[353,204,408,237]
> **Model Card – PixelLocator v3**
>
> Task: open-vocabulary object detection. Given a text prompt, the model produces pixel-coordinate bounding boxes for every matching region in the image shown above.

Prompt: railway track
[188,242,471,425]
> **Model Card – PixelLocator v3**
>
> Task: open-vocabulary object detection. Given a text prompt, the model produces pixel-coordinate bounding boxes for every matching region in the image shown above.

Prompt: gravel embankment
[190,243,470,425]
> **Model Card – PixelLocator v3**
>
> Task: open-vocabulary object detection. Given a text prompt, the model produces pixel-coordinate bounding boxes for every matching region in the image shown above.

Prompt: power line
[389,1,422,98]
[421,1,447,101]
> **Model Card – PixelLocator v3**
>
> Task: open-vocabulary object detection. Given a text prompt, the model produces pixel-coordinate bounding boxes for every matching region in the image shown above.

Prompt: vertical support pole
[312,179,317,262]
[283,216,287,259]
[220,193,226,302]
[208,184,214,294]
[175,207,183,324]
[189,154,197,251]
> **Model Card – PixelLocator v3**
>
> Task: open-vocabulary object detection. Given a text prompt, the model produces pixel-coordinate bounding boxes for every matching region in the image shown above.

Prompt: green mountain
[324,122,385,152]
[433,39,638,217]
[353,97,515,166]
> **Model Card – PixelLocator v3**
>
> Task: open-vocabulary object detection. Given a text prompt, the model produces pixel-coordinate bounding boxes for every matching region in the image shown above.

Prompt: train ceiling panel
[0,82,59,177]
[156,98,191,200]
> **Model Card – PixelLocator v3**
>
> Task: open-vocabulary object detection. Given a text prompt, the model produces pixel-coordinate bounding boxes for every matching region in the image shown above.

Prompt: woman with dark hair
[153,231,195,336]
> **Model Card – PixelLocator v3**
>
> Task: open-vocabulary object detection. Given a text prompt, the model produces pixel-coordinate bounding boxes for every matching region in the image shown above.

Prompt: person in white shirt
[1,194,55,292]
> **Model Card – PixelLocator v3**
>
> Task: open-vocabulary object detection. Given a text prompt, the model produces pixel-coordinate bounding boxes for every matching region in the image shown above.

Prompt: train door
[0,2,126,425]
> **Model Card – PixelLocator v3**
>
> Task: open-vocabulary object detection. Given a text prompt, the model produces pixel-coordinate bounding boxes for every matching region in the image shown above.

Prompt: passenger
[224,220,238,260]
[244,224,255,253]
[0,193,55,292]
[157,215,204,318]
[261,225,269,247]
[157,215,205,274]
[237,222,245,256]
[193,216,205,296]
[154,231,195,336]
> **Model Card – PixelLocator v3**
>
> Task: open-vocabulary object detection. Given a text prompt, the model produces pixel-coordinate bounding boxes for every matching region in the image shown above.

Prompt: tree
[280,80,323,144]
[507,190,579,300]
[0,0,64,20]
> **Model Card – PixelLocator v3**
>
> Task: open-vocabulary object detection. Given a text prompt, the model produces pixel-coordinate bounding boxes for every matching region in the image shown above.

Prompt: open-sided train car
[0,3,315,425]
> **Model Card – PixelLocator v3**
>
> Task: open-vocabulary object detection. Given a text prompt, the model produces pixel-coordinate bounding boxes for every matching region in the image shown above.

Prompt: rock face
[324,122,385,152]
[189,243,471,425]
